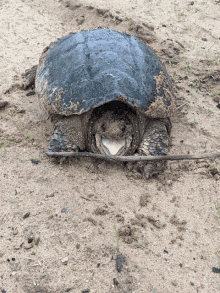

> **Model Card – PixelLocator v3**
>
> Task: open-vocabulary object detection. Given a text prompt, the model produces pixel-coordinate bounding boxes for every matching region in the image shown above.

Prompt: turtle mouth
[95,134,132,156]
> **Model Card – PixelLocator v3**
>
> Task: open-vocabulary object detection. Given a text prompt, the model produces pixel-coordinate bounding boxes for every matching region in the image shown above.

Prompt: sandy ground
[0,0,220,292]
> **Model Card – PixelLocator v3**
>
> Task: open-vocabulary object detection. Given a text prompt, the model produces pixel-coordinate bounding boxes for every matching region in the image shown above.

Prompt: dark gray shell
[35,28,174,117]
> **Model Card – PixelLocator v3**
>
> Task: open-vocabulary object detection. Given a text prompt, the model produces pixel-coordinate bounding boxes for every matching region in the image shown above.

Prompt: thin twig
[177,102,188,109]
[46,151,220,162]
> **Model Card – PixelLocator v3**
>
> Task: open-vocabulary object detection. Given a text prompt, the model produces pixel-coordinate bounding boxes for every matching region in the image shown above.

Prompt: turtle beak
[95,134,132,156]
[101,137,125,155]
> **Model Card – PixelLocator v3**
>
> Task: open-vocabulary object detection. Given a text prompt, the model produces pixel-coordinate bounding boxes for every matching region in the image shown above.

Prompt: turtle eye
[102,123,107,131]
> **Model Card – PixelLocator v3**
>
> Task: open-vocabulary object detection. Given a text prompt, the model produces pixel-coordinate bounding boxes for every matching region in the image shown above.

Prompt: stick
[176,102,189,109]
[46,151,220,162]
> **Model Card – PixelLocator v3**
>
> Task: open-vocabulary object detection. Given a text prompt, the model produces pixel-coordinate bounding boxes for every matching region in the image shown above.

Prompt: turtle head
[94,112,133,156]
[89,101,136,156]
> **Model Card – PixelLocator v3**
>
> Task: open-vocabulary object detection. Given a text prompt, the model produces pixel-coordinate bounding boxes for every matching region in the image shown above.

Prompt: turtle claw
[143,162,165,179]
[48,132,67,153]
[59,156,67,165]
[48,132,79,165]
[126,161,165,179]
[68,145,79,152]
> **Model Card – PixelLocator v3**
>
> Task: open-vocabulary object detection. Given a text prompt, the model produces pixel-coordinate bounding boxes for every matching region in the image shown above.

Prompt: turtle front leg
[21,65,38,90]
[136,119,171,178]
[48,116,86,154]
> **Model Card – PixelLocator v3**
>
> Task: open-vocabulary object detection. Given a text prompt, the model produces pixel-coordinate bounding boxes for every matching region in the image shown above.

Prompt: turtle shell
[35,28,175,118]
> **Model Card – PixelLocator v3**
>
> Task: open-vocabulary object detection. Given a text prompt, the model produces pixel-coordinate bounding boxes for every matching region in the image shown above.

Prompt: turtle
[22,28,175,176]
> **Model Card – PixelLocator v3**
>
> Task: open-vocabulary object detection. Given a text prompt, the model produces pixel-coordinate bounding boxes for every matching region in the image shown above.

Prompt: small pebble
[190,282,194,286]
[61,206,67,213]
[12,227,18,235]
[179,263,183,267]
[116,253,125,272]
[212,267,220,273]
[113,278,119,286]
[31,159,39,164]
[7,257,15,262]
[23,212,30,219]
[190,1,194,5]
[61,257,68,264]
[164,249,168,254]
[81,289,90,293]
[216,103,220,109]
[46,193,54,198]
